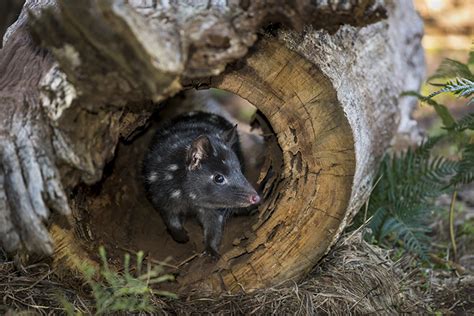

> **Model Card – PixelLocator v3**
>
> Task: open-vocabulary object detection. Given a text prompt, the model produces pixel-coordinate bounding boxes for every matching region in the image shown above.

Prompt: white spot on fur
[189,193,196,199]
[148,172,158,182]
[167,164,179,171]
[220,144,228,151]
[165,173,173,180]
[169,217,180,228]
[218,214,224,222]
[171,190,181,198]
[221,159,226,164]
[187,111,197,116]
[155,155,162,163]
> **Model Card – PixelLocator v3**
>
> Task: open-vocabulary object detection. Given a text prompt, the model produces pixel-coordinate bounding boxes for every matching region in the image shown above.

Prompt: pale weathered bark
[0,0,424,294]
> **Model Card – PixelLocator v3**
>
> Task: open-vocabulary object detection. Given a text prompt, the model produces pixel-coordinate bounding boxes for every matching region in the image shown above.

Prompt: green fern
[380,217,430,257]
[359,48,474,261]
[425,52,474,104]
[428,77,474,100]
[451,144,474,186]
[402,91,456,128]
[361,143,459,259]
[63,247,176,315]
[448,113,474,132]
[428,58,473,82]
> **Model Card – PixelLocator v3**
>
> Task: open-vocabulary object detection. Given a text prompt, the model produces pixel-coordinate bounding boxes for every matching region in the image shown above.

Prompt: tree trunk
[0,0,424,294]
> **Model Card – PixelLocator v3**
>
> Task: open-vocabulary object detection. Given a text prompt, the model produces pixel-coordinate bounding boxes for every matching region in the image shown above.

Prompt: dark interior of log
[67,89,279,291]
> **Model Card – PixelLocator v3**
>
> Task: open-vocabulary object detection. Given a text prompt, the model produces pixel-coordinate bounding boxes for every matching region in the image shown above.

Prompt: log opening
[50,36,356,294]
[53,88,272,292]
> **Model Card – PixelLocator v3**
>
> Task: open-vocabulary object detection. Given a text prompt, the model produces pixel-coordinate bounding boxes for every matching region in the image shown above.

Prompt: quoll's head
[185,125,260,209]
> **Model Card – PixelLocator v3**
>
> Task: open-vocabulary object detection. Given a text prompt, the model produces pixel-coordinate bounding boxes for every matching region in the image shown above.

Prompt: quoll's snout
[250,194,261,205]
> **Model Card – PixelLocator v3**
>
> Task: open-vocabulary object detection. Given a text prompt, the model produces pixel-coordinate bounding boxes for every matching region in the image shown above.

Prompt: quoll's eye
[213,174,225,184]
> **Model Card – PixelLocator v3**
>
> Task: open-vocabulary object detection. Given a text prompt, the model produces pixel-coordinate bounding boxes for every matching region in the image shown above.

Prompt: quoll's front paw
[204,247,221,261]
[170,229,189,244]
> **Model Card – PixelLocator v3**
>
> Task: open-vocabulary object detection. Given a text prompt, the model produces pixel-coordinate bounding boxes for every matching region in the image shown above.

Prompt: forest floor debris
[3,230,471,315]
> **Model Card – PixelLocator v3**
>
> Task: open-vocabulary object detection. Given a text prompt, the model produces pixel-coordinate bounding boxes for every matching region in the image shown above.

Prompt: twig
[449,189,458,261]
[428,253,466,275]
[14,268,54,292]
[146,256,179,270]
[177,253,200,268]
[348,284,380,311]
[448,299,461,312]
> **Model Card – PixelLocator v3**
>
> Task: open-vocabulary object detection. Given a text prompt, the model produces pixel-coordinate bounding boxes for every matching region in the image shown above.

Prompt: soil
[427,273,474,314]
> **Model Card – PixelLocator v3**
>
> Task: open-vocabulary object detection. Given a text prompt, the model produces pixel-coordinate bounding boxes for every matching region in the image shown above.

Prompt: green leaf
[403,91,456,128]
[432,103,457,128]
[428,58,473,81]
[451,144,474,185]
[147,274,175,284]
[428,78,474,99]
[153,290,179,299]
[447,113,474,132]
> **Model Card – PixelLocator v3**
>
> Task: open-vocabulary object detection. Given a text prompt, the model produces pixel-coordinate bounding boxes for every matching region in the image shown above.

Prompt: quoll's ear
[222,124,238,147]
[187,135,213,170]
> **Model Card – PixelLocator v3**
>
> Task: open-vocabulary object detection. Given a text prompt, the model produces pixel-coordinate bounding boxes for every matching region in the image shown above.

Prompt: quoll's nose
[250,194,261,205]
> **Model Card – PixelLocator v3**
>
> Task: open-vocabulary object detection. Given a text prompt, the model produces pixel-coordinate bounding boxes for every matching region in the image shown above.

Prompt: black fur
[142,111,260,258]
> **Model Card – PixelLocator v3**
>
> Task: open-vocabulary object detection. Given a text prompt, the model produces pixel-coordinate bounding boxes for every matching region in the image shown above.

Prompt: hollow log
[0,0,424,294]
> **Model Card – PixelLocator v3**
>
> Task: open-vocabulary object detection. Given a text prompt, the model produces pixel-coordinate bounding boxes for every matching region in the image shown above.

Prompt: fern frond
[402,91,456,127]
[359,143,460,259]
[402,91,438,106]
[451,144,474,185]
[428,58,473,81]
[448,113,474,132]
[380,217,430,260]
[428,77,474,99]
[366,206,388,238]
[415,135,445,157]
[392,146,458,189]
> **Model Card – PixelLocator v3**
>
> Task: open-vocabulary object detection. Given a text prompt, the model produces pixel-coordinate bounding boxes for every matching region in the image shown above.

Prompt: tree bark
[0,0,24,46]
[0,0,424,293]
